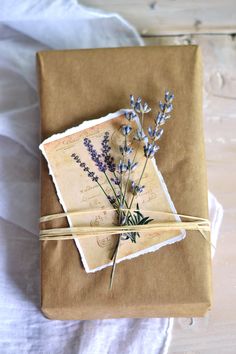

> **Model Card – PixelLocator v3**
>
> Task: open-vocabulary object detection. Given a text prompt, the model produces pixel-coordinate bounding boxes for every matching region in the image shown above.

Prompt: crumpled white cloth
[0,1,223,354]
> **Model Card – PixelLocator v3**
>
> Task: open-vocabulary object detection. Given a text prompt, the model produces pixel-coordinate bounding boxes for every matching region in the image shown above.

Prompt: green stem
[120,135,127,199]
[96,180,109,199]
[96,180,119,217]
[123,110,144,200]
[109,133,128,289]
[104,171,119,204]
[109,234,121,290]
[113,172,129,208]
[141,111,144,128]
[122,168,131,206]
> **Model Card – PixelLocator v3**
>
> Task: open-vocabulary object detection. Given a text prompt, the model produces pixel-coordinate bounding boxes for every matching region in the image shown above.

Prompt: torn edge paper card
[39,110,186,272]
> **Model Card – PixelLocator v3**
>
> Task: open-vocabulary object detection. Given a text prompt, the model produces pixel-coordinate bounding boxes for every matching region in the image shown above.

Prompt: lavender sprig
[131,181,145,195]
[84,138,107,173]
[71,153,121,211]
[101,132,116,173]
[71,91,174,290]
[84,136,122,207]
[71,153,99,182]
[101,132,129,208]
[130,95,151,114]
[126,90,174,213]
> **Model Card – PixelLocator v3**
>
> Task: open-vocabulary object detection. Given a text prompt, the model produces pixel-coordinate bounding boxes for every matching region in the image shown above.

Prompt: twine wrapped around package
[40,208,211,289]
[40,208,211,241]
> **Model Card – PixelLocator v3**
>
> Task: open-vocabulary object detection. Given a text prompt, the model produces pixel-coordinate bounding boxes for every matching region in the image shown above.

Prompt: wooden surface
[81,0,236,35]
[81,2,236,353]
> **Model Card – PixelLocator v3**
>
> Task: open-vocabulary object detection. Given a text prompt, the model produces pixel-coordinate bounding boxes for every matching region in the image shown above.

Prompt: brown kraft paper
[37,45,212,320]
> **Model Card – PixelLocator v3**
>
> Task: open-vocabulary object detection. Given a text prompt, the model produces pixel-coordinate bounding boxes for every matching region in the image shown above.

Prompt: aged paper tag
[40,111,185,272]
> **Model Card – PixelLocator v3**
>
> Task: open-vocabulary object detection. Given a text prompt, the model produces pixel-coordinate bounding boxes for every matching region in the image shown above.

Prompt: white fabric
[0,1,223,353]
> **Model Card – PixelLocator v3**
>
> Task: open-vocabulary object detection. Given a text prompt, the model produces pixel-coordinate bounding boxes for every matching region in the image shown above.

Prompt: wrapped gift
[37,46,212,320]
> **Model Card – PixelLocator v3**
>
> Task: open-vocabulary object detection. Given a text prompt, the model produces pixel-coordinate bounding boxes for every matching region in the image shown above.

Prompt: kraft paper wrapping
[37,46,212,320]
[39,111,186,272]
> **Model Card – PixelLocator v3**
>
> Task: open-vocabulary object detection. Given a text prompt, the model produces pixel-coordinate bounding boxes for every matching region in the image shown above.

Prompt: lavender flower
[159,101,173,114]
[148,127,164,140]
[107,195,116,205]
[101,132,116,172]
[153,91,174,128]
[155,112,166,125]
[84,138,107,173]
[117,160,128,174]
[135,97,151,114]
[159,90,174,115]
[133,129,146,141]
[121,125,132,136]
[71,153,99,182]
[131,181,145,195]
[119,145,133,156]
[143,143,160,158]
[130,94,135,108]
[142,102,151,114]
[165,91,174,103]
[72,92,174,273]
[130,95,151,114]
[124,111,137,121]
[111,177,120,185]
[134,96,142,113]
[101,132,111,154]
[127,159,138,172]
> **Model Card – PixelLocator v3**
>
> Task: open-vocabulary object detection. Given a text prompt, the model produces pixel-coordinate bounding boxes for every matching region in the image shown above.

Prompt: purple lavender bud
[83,138,91,146]
[165,91,174,103]
[71,153,81,163]
[120,145,133,156]
[132,96,151,114]
[165,103,173,113]
[84,137,107,173]
[121,125,132,136]
[144,143,160,158]
[134,129,146,141]
[142,102,151,113]
[101,132,116,172]
[134,101,142,113]
[71,154,99,182]
[127,159,138,171]
[155,128,164,140]
[148,127,164,140]
[159,101,173,114]
[107,195,116,205]
[159,102,165,112]
[124,111,137,121]
[130,94,135,108]
[131,181,145,195]
[148,126,154,137]
[137,96,142,103]
[155,112,166,126]
[117,160,128,174]
[97,161,107,172]
[111,177,120,185]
